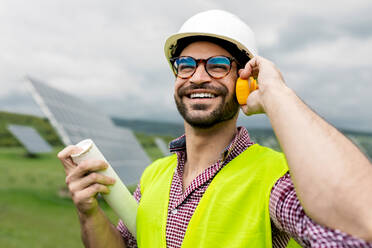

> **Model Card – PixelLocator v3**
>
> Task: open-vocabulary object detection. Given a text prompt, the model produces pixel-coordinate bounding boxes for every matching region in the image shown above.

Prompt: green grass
[0,111,63,147]
[0,147,127,248]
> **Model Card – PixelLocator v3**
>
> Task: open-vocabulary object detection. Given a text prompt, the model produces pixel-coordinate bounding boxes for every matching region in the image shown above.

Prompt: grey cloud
[262,9,372,57]
[284,65,372,132]
[273,15,340,52]
[0,0,371,132]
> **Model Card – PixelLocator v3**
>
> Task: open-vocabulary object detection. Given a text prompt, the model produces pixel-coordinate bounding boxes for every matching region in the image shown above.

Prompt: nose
[189,63,211,84]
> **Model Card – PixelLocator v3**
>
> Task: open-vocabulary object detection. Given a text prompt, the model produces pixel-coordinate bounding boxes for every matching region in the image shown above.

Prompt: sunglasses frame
[170,55,238,79]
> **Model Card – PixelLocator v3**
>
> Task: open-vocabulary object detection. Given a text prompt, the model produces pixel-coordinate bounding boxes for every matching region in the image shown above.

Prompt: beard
[174,83,240,129]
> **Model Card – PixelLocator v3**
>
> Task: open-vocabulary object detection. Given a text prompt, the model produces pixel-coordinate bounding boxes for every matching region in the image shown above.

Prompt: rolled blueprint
[71,139,137,237]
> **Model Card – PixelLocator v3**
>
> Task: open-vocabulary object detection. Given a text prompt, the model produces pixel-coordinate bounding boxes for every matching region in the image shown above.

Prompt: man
[58,10,372,247]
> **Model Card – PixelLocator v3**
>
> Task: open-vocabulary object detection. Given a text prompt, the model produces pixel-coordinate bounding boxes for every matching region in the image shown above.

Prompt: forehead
[179,41,232,58]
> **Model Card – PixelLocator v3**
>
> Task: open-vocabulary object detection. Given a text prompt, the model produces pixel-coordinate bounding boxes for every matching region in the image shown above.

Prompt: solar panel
[7,124,53,154]
[154,137,171,156]
[27,77,151,185]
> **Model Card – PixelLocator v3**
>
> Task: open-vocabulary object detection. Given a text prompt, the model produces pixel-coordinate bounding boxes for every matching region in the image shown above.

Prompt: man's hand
[57,146,125,248]
[57,146,115,216]
[238,56,288,116]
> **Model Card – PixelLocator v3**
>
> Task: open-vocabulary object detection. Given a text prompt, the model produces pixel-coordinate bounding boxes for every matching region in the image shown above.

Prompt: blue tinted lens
[175,57,197,77]
[175,57,196,69]
[206,56,231,78]
[207,56,231,66]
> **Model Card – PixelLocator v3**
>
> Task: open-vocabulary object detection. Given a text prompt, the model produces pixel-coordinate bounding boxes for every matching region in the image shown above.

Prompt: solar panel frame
[7,124,53,154]
[27,77,151,185]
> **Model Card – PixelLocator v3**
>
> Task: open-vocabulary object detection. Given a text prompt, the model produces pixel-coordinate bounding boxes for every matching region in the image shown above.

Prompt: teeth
[190,93,216,99]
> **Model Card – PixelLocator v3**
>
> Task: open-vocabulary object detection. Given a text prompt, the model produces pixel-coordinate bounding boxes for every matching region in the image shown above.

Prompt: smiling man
[57,10,372,248]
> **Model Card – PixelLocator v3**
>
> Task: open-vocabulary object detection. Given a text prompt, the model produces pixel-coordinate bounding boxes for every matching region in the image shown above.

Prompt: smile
[189,93,216,99]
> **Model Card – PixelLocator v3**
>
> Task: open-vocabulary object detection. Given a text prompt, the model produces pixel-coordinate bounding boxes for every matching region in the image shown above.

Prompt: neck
[183,116,238,179]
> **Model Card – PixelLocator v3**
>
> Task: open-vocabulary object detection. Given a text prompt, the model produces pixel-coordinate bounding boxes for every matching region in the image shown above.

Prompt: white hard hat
[164,9,258,69]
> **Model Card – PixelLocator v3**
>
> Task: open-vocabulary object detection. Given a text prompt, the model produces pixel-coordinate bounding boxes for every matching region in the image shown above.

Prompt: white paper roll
[71,139,137,237]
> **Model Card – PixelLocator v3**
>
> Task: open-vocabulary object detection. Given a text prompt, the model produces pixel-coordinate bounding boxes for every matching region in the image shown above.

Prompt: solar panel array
[27,77,151,185]
[8,124,53,154]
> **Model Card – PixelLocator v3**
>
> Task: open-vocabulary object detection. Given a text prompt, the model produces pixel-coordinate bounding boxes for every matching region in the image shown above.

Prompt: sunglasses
[170,55,237,79]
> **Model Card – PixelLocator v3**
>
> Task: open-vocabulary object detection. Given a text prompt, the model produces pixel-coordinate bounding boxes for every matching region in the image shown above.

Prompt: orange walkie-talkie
[236,76,258,105]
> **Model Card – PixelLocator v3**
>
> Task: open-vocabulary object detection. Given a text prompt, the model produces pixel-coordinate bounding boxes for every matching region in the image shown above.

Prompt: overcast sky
[1,0,371,132]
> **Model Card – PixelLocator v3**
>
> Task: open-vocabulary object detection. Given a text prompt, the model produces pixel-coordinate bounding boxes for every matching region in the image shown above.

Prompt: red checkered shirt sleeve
[116,184,140,248]
[270,172,372,247]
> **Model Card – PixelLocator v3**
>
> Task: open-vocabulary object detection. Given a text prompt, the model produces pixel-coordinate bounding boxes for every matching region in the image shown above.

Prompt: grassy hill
[0,111,63,147]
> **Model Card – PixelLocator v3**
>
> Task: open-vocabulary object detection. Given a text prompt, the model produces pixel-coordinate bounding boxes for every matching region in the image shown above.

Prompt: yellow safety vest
[137,144,302,247]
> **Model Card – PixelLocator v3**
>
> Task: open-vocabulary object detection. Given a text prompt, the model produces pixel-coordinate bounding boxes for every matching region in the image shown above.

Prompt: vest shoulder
[236,144,288,173]
[140,154,177,192]
[246,144,285,161]
[145,154,177,172]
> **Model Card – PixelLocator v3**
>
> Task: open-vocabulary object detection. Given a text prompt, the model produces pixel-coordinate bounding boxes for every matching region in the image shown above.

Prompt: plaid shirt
[117,127,372,247]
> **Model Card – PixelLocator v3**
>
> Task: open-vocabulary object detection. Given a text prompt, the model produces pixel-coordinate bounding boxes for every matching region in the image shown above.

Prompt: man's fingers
[240,56,261,79]
[72,183,110,212]
[57,145,83,160]
[67,173,115,193]
[58,147,112,215]
[66,159,108,183]
[239,56,287,116]
[240,89,265,116]
[240,56,285,87]
[73,183,110,202]
[57,145,83,174]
